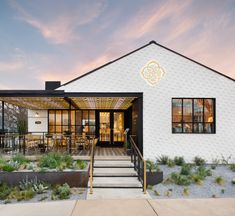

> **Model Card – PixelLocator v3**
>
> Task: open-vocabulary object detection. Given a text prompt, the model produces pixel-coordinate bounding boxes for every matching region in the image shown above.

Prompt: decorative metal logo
[140,60,165,86]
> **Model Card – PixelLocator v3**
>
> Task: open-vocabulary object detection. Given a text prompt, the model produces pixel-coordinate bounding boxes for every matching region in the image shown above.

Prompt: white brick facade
[57,43,235,163]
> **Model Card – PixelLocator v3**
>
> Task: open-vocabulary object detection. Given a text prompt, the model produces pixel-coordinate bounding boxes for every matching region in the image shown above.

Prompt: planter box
[146,171,163,186]
[0,167,89,187]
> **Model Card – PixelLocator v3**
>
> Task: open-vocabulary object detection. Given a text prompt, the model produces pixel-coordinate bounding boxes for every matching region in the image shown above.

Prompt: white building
[1,41,234,162]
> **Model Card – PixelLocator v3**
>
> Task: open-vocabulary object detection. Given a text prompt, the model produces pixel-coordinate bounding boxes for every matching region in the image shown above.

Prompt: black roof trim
[0,90,65,97]
[61,40,234,86]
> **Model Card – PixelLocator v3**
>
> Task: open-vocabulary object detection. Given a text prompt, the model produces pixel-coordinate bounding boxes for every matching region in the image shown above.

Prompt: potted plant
[124,140,132,155]
[146,160,163,186]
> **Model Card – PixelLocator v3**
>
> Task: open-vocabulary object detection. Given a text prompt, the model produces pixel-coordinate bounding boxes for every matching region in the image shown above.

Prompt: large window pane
[172,99,182,122]
[49,110,55,125]
[183,123,192,133]
[89,111,96,125]
[194,99,203,122]
[204,99,214,123]
[71,110,75,125]
[55,110,61,125]
[183,99,192,122]
[204,123,214,133]
[76,110,82,125]
[62,110,68,125]
[193,123,204,133]
[82,111,89,126]
[172,123,182,133]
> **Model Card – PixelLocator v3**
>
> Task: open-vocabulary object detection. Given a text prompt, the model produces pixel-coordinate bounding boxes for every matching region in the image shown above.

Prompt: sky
[0,0,234,89]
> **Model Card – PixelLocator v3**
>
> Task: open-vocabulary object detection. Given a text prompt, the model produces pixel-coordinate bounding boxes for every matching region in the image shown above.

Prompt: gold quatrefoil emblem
[140,60,165,86]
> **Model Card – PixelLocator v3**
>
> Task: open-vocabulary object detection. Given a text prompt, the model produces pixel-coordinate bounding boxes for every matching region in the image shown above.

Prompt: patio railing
[0,132,95,155]
[129,135,146,194]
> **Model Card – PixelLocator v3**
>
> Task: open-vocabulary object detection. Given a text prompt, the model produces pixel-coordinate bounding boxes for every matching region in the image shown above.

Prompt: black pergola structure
[0,90,143,155]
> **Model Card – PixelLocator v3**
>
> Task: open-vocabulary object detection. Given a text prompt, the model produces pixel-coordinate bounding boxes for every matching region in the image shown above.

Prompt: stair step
[93,168,138,177]
[94,160,134,168]
[89,177,142,188]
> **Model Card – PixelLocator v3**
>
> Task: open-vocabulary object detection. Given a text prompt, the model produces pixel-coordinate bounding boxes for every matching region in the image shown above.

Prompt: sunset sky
[0,0,234,89]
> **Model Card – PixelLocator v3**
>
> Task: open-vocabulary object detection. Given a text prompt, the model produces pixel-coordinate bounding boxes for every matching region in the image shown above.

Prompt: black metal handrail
[129,135,146,194]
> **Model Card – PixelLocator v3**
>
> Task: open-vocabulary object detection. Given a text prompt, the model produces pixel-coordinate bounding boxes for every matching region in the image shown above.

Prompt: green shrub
[157,155,169,165]
[229,164,235,172]
[0,182,11,200]
[193,156,206,166]
[195,166,212,179]
[167,159,175,168]
[191,174,204,185]
[8,187,35,201]
[183,187,189,196]
[211,164,217,170]
[215,176,224,185]
[62,154,73,168]
[12,154,29,165]
[211,158,220,169]
[180,164,192,176]
[221,155,231,165]
[174,156,185,166]
[39,154,59,169]
[146,160,155,172]
[74,160,87,170]
[231,178,235,185]
[171,172,191,186]
[2,163,16,172]
[52,183,71,200]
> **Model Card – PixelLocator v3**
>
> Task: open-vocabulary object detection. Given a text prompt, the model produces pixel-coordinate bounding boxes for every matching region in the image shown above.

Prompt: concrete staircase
[89,159,142,189]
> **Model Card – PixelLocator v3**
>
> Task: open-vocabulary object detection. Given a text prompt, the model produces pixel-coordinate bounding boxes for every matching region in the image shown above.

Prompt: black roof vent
[45,81,61,90]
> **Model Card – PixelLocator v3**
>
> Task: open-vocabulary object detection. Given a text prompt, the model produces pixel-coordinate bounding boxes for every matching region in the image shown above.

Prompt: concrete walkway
[0,198,235,216]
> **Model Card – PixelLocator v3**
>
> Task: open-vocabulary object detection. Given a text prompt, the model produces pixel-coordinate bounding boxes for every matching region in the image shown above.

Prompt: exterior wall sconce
[35,112,39,117]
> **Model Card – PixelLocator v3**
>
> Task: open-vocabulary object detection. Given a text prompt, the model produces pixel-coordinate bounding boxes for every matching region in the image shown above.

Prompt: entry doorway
[98,111,125,146]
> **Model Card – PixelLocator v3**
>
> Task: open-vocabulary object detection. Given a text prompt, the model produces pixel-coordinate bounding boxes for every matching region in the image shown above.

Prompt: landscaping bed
[147,155,235,198]
[0,153,89,204]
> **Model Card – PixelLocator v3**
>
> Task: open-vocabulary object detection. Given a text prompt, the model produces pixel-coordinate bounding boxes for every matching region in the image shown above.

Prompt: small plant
[51,183,71,200]
[171,172,191,186]
[231,178,235,185]
[74,160,87,170]
[157,155,169,165]
[229,164,235,172]
[162,177,174,185]
[211,158,220,170]
[183,187,189,196]
[193,156,206,166]
[195,166,211,180]
[12,154,29,165]
[174,156,185,166]
[147,185,152,190]
[154,190,160,196]
[221,154,231,165]
[180,164,192,176]
[191,174,203,185]
[8,187,35,201]
[167,159,175,168]
[2,163,16,172]
[165,189,172,197]
[62,154,73,168]
[0,182,11,200]
[215,176,224,185]
[221,189,225,194]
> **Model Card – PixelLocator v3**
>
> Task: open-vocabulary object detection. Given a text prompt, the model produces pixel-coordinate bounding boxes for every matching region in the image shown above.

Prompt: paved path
[0,198,235,216]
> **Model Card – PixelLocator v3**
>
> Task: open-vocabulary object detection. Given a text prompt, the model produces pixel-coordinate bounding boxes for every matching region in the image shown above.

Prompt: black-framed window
[48,110,96,136]
[172,98,215,134]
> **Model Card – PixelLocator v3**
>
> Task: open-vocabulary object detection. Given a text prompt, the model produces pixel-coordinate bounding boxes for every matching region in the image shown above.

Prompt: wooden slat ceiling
[0,97,137,110]
[0,97,69,109]
[71,97,136,109]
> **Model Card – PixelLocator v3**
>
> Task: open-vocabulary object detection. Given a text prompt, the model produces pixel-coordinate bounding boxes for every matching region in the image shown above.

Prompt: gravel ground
[148,165,235,199]
[0,187,87,204]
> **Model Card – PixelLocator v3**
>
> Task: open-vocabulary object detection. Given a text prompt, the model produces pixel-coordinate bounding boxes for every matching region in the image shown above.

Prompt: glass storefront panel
[183,123,192,133]
[75,110,82,125]
[194,99,203,122]
[183,99,192,122]
[49,110,55,125]
[55,110,61,125]
[172,99,182,122]
[62,110,68,125]
[172,123,182,133]
[113,112,124,142]
[204,99,214,123]
[89,111,96,126]
[99,112,110,142]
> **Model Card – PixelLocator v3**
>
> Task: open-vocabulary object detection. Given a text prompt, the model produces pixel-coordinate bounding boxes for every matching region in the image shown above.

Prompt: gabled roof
[61,40,234,86]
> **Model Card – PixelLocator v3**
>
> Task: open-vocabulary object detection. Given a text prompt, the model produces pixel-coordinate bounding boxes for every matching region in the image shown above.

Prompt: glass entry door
[99,111,124,146]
